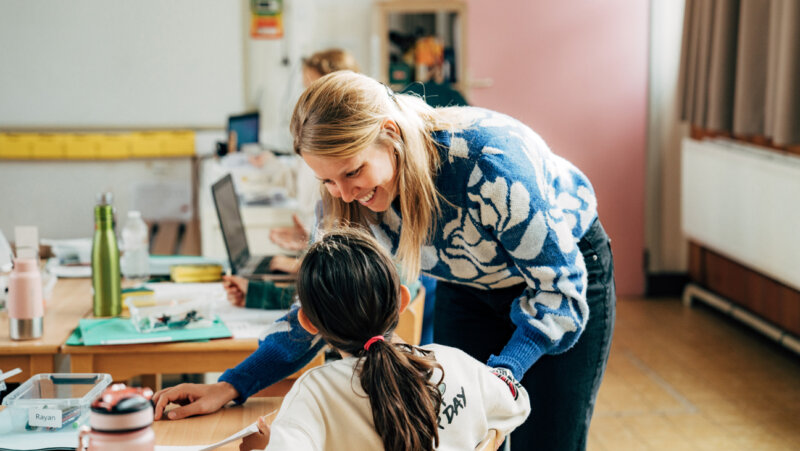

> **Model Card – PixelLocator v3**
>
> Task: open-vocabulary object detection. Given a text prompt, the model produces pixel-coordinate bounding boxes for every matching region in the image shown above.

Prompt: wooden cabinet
[374,0,467,93]
[689,242,800,337]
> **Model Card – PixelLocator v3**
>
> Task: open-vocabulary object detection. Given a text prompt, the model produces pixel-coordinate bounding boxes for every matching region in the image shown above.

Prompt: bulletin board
[0,0,246,129]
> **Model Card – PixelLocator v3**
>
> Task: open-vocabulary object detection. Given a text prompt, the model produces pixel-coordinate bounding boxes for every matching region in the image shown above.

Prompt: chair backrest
[475,429,503,451]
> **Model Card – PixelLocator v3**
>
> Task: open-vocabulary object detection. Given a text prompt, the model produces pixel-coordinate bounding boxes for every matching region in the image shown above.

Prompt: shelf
[374,0,467,94]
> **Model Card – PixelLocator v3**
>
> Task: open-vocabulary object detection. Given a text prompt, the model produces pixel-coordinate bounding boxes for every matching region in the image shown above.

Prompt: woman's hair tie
[364,335,385,351]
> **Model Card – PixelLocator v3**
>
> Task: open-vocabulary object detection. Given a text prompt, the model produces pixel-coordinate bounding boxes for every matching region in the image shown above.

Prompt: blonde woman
[223,48,362,302]
[155,71,614,450]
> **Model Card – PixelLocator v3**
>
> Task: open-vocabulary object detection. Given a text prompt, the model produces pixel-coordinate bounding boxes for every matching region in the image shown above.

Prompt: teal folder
[66,316,232,346]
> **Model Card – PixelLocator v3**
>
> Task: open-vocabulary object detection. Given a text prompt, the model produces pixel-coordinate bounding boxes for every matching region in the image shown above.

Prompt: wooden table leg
[139,374,162,391]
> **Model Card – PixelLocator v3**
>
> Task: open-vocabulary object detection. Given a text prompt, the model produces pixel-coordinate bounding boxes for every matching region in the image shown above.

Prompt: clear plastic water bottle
[120,211,150,286]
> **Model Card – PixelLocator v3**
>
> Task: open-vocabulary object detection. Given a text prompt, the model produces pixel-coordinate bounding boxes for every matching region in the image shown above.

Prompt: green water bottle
[91,192,121,317]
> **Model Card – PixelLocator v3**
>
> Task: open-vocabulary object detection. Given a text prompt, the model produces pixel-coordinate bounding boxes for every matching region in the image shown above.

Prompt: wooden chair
[147,218,201,256]
[476,429,504,451]
[395,286,426,346]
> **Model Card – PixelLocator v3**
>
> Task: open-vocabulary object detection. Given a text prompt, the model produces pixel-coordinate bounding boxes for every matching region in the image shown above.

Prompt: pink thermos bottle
[77,384,155,451]
[7,257,44,340]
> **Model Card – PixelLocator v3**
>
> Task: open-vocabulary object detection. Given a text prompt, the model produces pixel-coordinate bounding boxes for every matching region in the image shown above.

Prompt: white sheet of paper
[155,421,259,451]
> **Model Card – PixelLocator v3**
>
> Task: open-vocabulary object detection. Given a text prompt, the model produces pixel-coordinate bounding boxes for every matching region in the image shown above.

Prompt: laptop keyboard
[253,258,273,274]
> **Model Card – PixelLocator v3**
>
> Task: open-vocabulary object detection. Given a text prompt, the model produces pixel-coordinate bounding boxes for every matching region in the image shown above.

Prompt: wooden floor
[588,297,800,450]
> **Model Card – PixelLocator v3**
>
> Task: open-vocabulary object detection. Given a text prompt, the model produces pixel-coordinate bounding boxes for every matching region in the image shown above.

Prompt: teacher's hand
[152,381,239,421]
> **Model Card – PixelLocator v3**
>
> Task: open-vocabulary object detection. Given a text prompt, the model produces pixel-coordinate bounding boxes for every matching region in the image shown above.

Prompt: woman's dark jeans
[434,218,616,450]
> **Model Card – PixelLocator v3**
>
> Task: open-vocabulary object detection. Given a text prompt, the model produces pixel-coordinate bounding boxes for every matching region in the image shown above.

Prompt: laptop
[228,112,259,152]
[211,174,293,280]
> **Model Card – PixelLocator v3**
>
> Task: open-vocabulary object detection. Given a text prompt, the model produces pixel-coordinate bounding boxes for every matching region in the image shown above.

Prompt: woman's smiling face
[301,141,398,212]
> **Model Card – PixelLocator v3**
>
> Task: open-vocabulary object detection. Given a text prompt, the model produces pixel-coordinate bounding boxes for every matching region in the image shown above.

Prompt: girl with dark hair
[255,228,529,450]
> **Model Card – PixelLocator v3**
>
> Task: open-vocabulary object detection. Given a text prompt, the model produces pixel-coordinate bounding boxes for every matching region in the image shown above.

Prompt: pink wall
[465,1,649,295]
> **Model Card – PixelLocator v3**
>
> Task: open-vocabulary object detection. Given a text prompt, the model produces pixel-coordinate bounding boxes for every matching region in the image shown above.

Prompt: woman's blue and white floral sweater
[219,107,597,401]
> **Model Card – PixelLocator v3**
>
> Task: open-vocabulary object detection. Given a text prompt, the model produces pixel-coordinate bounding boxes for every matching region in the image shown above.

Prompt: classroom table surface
[153,397,282,450]
[0,278,91,383]
[54,278,265,387]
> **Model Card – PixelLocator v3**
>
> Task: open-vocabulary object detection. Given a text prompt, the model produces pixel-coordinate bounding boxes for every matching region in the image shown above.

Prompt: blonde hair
[302,49,360,76]
[290,71,451,280]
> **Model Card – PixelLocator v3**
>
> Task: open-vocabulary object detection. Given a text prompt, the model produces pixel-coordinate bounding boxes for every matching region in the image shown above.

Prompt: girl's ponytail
[360,340,443,451]
[297,228,445,451]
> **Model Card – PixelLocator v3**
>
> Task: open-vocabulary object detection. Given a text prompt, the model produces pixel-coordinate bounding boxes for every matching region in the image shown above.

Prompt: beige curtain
[679,0,800,147]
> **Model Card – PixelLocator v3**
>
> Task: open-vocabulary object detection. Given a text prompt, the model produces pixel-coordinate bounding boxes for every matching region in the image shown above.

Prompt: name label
[29,407,62,428]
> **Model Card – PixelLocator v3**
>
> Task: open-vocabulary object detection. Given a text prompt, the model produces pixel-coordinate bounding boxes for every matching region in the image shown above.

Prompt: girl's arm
[481,366,531,438]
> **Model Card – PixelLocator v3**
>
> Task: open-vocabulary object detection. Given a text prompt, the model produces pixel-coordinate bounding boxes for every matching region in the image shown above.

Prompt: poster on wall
[250,0,283,39]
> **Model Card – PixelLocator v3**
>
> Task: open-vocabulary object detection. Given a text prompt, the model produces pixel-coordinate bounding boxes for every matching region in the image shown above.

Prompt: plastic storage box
[1,373,111,432]
[125,293,216,333]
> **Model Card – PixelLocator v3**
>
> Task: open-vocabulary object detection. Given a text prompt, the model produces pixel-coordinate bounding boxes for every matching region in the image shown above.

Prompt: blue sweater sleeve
[466,152,592,380]
[218,305,326,403]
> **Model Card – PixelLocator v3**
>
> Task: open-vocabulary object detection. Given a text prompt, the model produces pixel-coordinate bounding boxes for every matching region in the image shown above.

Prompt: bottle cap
[96,192,114,206]
[14,226,39,260]
[90,384,154,432]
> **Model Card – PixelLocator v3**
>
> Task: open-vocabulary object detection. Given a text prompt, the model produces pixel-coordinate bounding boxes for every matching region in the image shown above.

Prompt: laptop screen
[228,112,259,152]
[211,174,250,272]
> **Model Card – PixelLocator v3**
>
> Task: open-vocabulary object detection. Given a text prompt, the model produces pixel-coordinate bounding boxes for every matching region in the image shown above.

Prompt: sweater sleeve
[245,280,296,310]
[218,305,326,403]
[467,151,593,380]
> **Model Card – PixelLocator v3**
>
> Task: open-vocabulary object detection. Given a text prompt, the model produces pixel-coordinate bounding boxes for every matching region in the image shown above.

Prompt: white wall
[645,0,688,273]
[0,1,377,241]
[0,0,245,129]
[251,0,375,152]
[0,159,193,240]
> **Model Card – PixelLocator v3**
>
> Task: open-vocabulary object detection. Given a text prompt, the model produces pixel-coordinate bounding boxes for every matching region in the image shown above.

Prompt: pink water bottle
[77,384,155,451]
[7,257,44,340]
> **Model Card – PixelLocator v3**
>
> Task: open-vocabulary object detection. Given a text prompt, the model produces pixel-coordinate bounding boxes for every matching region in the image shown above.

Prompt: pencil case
[125,294,216,333]
[1,373,111,433]
[169,264,223,283]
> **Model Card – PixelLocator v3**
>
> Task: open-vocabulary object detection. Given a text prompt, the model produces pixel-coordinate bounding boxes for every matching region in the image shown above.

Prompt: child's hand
[269,255,300,274]
[222,275,249,307]
[239,415,272,451]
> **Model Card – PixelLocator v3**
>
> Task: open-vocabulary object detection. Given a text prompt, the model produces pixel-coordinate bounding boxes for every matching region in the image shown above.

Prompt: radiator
[681,137,800,292]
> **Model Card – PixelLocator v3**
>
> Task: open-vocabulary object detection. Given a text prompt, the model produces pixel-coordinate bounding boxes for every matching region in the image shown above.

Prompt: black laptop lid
[211,174,250,274]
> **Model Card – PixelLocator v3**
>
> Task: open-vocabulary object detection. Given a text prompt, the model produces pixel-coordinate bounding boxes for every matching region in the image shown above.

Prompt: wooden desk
[153,397,282,450]
[56,278,323,390]
[0,279,90,383]
[63,335,266,390]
